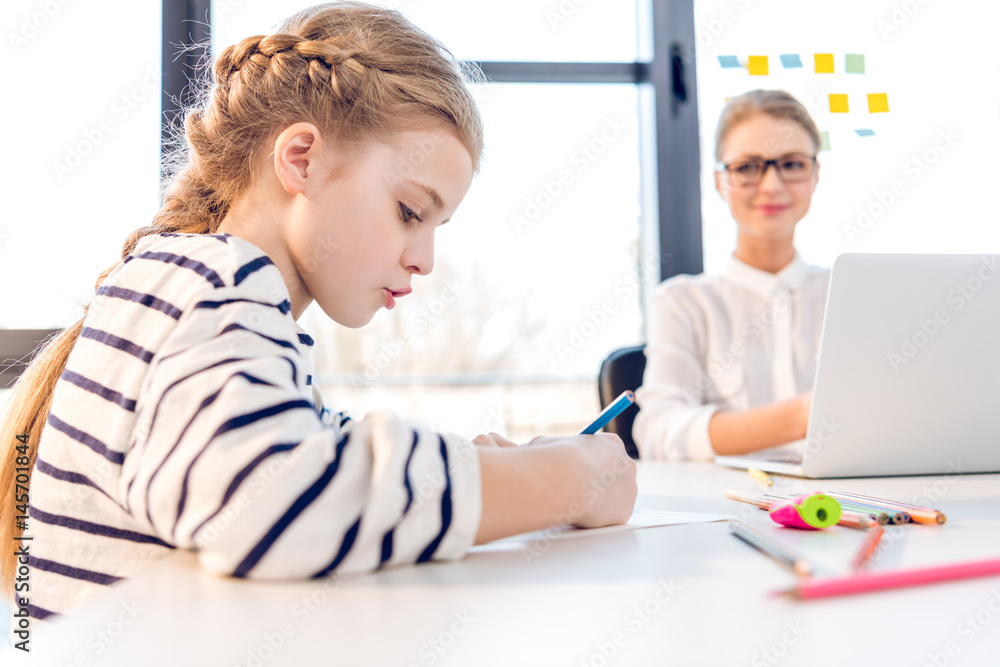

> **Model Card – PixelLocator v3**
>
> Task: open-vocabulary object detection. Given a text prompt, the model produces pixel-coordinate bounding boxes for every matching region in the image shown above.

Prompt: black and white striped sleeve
[120,284,482,579]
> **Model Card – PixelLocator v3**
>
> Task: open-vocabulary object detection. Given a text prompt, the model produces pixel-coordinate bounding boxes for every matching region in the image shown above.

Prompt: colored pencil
[729,520,813,576]
[825,491,946,525]
[580,390,635,435]
[825,498,910,525]
[779,556,1000,600]
[748,468,774,486]
[725,489,773,510]
[836,511,879,530]
[852,524,884,571]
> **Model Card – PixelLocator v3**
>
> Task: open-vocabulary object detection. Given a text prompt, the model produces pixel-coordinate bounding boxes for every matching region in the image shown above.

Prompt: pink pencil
[780,557,1000,599]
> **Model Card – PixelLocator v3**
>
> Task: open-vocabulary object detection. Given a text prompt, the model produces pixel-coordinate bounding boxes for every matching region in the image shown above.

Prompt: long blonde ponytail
[0,324,79,595]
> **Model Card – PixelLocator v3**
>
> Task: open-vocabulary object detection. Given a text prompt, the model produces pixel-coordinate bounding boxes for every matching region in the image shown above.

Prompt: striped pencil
[825,491,946,525]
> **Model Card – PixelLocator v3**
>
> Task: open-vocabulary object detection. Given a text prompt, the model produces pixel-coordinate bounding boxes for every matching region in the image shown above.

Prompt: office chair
[0,329,61,388]
[597,344,646,459]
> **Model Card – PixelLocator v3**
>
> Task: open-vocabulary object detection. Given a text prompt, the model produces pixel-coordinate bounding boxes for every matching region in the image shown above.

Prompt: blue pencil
[580,390,636,434]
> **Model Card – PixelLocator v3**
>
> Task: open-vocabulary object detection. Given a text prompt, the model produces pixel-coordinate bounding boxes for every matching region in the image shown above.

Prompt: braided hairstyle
[149,0,483,246]
[0,0,484,595]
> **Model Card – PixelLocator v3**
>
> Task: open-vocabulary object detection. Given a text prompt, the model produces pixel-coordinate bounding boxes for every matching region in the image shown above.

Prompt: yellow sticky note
[868,93,889,113]
[814,53,834,73]
[829,94,849,113]
[748,55,768,76]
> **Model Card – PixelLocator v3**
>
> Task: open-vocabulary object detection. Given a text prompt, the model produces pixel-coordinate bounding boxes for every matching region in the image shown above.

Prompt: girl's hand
[472,432,520,448]
[565,433,638,528]
[474,432,638,544]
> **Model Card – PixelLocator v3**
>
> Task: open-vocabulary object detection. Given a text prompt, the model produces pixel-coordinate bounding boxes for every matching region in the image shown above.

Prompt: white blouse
[633,253,831,461]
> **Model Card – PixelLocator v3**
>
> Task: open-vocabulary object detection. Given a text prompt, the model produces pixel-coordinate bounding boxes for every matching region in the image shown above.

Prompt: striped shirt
[12,232,481,640]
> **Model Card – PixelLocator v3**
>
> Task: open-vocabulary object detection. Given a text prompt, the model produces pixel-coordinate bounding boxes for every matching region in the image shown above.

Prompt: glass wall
[693,0,1000,275]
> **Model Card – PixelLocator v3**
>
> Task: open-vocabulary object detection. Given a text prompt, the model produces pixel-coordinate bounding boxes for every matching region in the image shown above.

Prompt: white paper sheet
[469,507,733,553]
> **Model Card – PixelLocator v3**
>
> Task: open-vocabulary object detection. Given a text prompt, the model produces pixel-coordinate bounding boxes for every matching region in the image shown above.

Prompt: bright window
[0,0,161,328]
[213,0,639,62]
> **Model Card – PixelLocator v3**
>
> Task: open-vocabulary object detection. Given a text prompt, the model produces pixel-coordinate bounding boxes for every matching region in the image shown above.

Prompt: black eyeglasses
[715,153,817,187]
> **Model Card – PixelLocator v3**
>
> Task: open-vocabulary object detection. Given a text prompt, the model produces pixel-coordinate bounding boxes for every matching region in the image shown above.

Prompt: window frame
[181,0,705,282]
[0,1,703,371]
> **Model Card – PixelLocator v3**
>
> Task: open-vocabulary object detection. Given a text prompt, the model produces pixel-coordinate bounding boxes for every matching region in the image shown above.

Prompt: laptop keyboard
[760,450,804,464]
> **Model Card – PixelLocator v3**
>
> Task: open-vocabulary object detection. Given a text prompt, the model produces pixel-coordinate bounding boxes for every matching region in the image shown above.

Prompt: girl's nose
[403,231,435,276]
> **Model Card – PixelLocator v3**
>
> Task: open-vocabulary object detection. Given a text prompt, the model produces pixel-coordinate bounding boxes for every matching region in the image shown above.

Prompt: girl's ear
[273,122,325,195]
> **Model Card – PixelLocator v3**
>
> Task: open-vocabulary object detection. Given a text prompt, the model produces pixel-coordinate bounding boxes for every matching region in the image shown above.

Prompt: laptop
[715,253,1000,478]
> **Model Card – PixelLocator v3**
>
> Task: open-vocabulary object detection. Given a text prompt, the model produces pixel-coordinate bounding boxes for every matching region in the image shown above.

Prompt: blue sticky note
[780,54,803,68]
[718,55,741,68]
[855,129,875,137]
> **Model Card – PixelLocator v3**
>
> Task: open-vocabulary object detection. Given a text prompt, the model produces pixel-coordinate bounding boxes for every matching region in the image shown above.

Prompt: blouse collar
[722,252,810,299]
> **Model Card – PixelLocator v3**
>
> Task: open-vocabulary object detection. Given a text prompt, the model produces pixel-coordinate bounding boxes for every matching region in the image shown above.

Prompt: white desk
[8,462,1000,666]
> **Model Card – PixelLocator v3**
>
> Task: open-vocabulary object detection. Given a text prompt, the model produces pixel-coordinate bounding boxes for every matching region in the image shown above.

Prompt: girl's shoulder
[130,232,271,277]
[131,231,249,266]
[117,232,287,307]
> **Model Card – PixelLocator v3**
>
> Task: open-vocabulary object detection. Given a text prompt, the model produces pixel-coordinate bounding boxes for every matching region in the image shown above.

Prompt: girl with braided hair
[1,1,636,636]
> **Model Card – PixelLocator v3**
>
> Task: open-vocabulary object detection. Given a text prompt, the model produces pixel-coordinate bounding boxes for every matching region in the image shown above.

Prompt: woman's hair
[0,0,484,595]
[714,89,820,161]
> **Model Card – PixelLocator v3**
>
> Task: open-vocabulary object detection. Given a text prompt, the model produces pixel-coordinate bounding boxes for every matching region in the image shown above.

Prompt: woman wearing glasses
[633,89,828,460]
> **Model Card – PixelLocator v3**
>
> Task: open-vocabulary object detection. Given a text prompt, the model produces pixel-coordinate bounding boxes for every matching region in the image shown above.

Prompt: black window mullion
[161,0,212,182]
[474,61,650,84]
[649,0,703,280]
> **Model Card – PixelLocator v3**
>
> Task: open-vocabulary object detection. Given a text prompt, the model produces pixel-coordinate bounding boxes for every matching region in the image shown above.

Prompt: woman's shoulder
[648,272,732,329]
[801,259,831,275]
[652,271,728,301]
